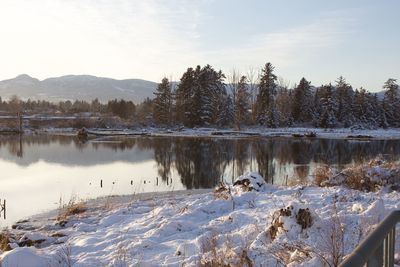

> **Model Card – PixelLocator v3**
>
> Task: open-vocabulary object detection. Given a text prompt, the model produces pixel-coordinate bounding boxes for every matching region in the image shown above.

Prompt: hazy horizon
[1,0,399,92]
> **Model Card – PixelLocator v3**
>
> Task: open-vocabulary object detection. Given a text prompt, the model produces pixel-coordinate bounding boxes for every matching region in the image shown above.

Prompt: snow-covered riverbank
[30,126,400,140]
[0,171,399,266]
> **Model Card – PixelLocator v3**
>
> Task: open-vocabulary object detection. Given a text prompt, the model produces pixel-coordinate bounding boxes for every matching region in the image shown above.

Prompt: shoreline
[0,181,399,266]
[7,189,213,232]
[3,126,400,140]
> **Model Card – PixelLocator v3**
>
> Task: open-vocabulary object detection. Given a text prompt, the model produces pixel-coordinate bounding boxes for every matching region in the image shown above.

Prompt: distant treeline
[1,62,399,129]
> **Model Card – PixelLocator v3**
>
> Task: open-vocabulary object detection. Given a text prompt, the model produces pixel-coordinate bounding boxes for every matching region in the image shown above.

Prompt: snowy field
[0,170,399,266]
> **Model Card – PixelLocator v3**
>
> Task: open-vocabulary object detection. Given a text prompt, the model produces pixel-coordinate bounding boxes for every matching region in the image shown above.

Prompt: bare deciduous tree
[247,67,259,124]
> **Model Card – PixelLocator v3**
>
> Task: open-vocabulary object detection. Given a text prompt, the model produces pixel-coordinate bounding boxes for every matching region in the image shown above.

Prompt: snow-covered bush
[233,172,266,192]
[321,158,400,191]
[268,205,313,241]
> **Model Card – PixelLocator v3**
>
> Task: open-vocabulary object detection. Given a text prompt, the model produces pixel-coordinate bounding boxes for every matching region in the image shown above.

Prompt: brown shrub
[0,232,12,251]
[57,196,87,222]
[342,166,377,191]
[314,164,332,186]
[213,182,231,200]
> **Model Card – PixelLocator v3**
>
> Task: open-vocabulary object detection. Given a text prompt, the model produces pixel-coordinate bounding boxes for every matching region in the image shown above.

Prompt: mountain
[0,74,158,103]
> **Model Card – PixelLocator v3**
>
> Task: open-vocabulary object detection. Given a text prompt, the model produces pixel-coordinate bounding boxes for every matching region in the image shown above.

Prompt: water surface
[1,134,400,226]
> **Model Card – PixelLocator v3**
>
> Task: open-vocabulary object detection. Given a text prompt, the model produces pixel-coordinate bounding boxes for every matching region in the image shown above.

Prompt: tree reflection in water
[0,135,399,189]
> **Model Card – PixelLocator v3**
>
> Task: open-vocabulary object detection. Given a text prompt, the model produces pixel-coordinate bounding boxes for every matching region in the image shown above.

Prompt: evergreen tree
[383,78,400,126]
[175,65,225,127]
[107,99,135,119]
[153,77,173,125]
[378,99,389,129]
[292,77,312,123]
[312,87,322,127]
[136,97,153,124]
[276,86,293,126]
[256,62,278,127]
[335,76,355,127]
[319,84,338,128]
[216,93,234,126]
[91,98,102,113]
[352,87,377,128]
[234,75,250,130]
[175,67,195,126]
[203,65,226,125]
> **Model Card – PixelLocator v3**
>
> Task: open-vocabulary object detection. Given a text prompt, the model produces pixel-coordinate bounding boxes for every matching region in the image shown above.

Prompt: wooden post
[0,199,5,220]
[19,112,22,133]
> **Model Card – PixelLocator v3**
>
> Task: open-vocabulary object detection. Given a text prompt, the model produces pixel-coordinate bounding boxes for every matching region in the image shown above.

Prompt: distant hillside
[0,74,158,103]
[0,74,387,104]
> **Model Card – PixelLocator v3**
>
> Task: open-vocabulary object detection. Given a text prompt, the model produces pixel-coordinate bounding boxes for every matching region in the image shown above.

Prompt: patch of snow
[0,247,54,267]
[0,176,399,266]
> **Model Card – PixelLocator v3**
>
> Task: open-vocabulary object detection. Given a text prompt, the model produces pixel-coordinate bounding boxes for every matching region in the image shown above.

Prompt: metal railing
[340,210,400,267]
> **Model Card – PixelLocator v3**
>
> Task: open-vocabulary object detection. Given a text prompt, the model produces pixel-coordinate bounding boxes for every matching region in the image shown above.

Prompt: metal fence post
[340,210,400,267]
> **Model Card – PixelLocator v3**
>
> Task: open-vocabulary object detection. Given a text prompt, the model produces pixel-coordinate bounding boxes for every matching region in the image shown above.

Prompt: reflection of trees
[2,134,400,188]
[253,140,275,183]
[232,140,249,180]
[153,138,173,181]
[91,138,136,152]
[7,134,23,158]
[173,138,226,189]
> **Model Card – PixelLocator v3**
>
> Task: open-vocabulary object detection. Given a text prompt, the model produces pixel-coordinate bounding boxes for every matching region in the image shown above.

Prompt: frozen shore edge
[1,179,399,266]
[16,126,400,140]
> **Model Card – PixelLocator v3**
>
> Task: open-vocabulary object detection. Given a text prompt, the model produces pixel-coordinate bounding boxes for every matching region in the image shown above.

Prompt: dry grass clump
[0,232,12,251]
[57,196,87,222]
[54,242,75,267]
[200,232,253,267]
[65,203,87,216]
[213,182,236,211]
[341,165,377,191]
[269,242,313,266]
[214,182,232,200]
[317,157,400,192]
[314,164,332,186]
[269,206,293,240]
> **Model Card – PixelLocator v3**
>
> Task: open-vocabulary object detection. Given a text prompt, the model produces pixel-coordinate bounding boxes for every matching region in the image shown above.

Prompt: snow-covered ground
[34,126,400,140]
[0,172,399,266]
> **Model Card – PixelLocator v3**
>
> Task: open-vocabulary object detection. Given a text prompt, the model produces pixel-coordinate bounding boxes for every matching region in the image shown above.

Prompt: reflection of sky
[0,160,184,227]
[0,140,153,167]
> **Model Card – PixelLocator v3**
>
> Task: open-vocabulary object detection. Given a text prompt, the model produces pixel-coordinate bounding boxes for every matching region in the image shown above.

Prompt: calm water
[1,134,400,226]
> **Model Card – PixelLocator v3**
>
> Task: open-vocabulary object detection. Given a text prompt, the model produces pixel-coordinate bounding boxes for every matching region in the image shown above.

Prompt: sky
[0,0,399,91]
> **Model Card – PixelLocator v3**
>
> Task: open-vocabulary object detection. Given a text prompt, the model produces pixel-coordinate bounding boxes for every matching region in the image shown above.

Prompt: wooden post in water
[100,179,103,188]
[17,133,23,158]
[19,112,22,133]
[0,199,6,220]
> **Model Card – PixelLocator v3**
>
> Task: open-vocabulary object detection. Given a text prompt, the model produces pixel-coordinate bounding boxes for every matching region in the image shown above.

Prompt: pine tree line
[153,62,400,129]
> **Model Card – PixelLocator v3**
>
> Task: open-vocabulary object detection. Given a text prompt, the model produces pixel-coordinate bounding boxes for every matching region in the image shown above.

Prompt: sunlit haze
[0,0,399,91]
